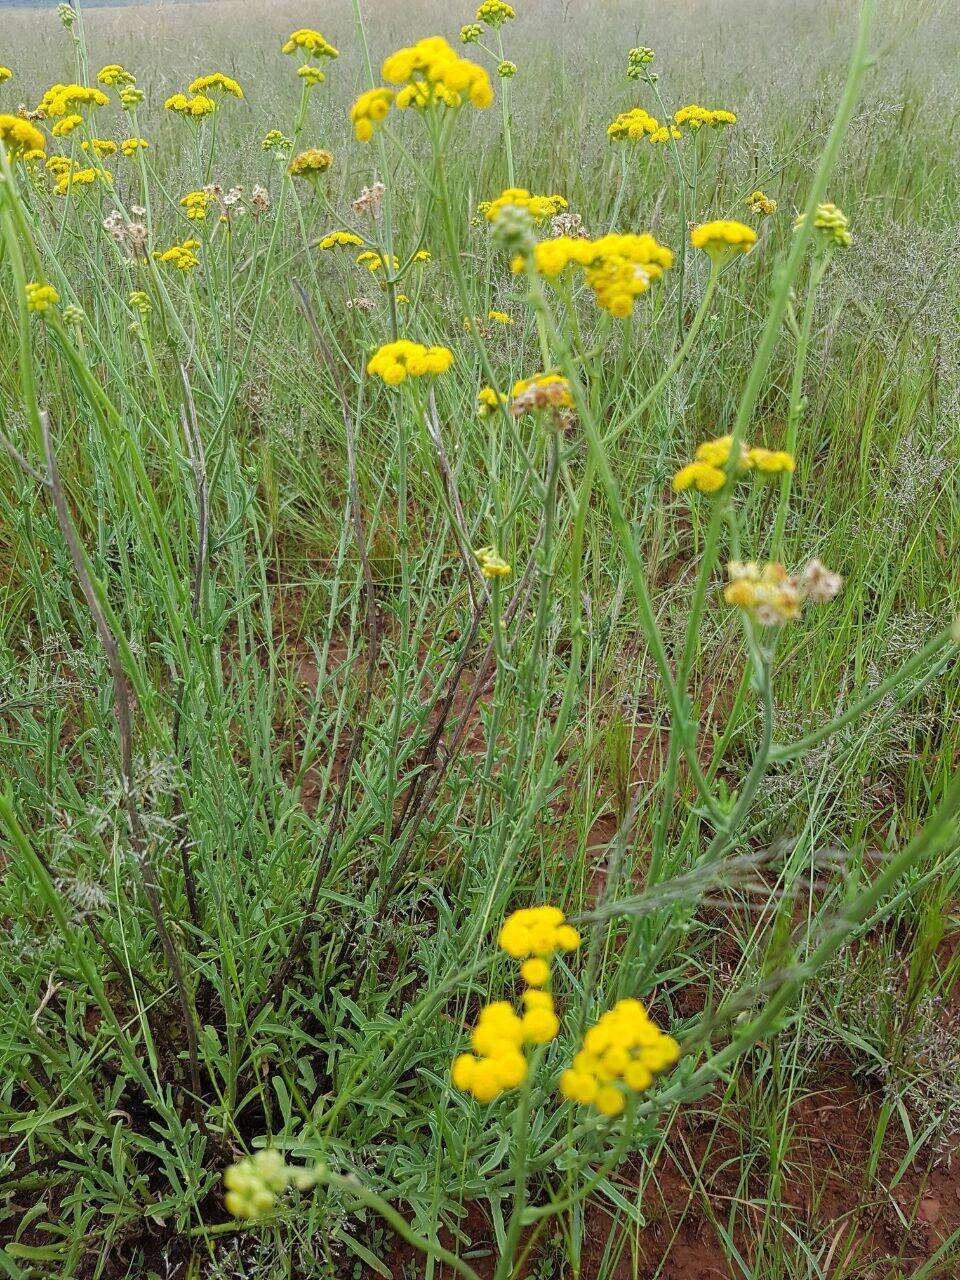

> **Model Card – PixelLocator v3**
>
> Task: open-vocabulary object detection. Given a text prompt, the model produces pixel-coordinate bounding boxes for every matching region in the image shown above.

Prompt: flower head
[498,905,580,960]
[120,137,149,156]
[726,558,843,626]
[81,137,117,158]
[513,232,673,317]
[560,999,679,1115]
[282,29,339,60]
[478,187,567,224]
[153,238,201,271]
[367,340,453,385]
[382,37,494,111]
[474,546,512,578]
[165,92,217,120]
[97,64,135,87]
[223,1149,318,1220]
[674,104,737,130]
[477,0,515,25]
[460,23,482,43]
[0,113,46,158]
[477,385,508,416]
[298,65,327,87]
[746,189,777,216]
[51,115,82,138]
[794,201,852,248]
[350,87,395,141]
[37,83,109,118]
[288,148,332,181]
[320,230,364,250]
[498,60,518,78]
[607,107,661,142]
[189,72,244,99]
[672,434,793,494]
[54,165,112,196]
[509,372,573,416]
[0,67,14,84]
[180,190,212,220]
[627,47,656,78]
[690,219,756,265]
[26,282,59,314]
[262,129,293,153]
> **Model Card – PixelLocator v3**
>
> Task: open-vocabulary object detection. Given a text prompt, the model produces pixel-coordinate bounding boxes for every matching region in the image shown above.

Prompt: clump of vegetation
[1,0,958,1276]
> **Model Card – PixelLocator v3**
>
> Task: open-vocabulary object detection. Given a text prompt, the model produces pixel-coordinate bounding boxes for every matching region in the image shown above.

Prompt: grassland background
[2,0,960,1277]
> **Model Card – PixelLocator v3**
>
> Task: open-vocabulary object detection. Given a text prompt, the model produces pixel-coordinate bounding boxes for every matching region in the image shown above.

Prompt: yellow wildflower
[350,87,395,141]
[81,138,117,158]
[367,339,453,385]
[224,1149,317,1221]
[180,190,212,220]
[298,65,326,87]
[509,372,573,415]
[320,230,364,250]
[288,148,332,180]
[607,107,661,142]
[153,239,201,271]
[746,189,777,216]
[0,67,12,84]
[674,104,737,130]
[120,137,149,156]
[51,115,83,138]
[476,0,515,26]
[45,154,71,175]
[54,166,112,196]
[381,37,494,111]
[498,905,580,960]
[165,92,217,120]
[188,72,244,100]
[0,114,46,158]
[474,546,512,578]
[560,998,680,1115]
[794,201,852,247]
[97,65,135,87]
[25,282,59,314]
[488,309,513,324]
[477,386,508,416]
[478,187,568,223]
[38,83,109,117]
[690,219,756,264]
[282,29,339,60]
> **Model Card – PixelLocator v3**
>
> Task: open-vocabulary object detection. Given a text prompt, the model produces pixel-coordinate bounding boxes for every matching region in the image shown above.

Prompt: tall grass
[1,0,958,1276]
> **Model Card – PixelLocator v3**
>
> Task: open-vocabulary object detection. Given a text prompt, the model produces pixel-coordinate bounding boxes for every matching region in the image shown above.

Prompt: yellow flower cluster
[672,434,794,494]
[509,372,573,415]
[795,201,852,247]
[514,233,673,317]
[474,546,512,578]
[223,1149,316,1220]
[477,385,508,416]
[298,66,327,87]
[498,905,580,974]
[356,250,398,273]
[488,309,513,324]
[0,67,12,84]
[367,340,454,385]
[165,92,217,120]
[189,72,244,99]
[128,290,152,315]
[154,239,201,271]
[350,88,395,141]
[453,997,545,1102]
[51,115,82,138]
[81,138,117,158]
[282,28,339,60]
[120,137,149,156]
[725,559,842,626]
[381,37,494,111]
[262,129,293,153]
[0,114,46,158]
[476,0,516,25]
[45,154,72,176]
[607,107,661,141]
[38,83,109,117]
[54,166,112,196]
[26,282,59,314]
[690,219,756,264]
[746,189,777,216]
[97,64,135,87]
[478,187,568,223]
[320,230,364,250]
[674,104,737,130]
[560,999,680,1116]
[180,190,211,220]
[288,148,332,179]
[724,562,800,625]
